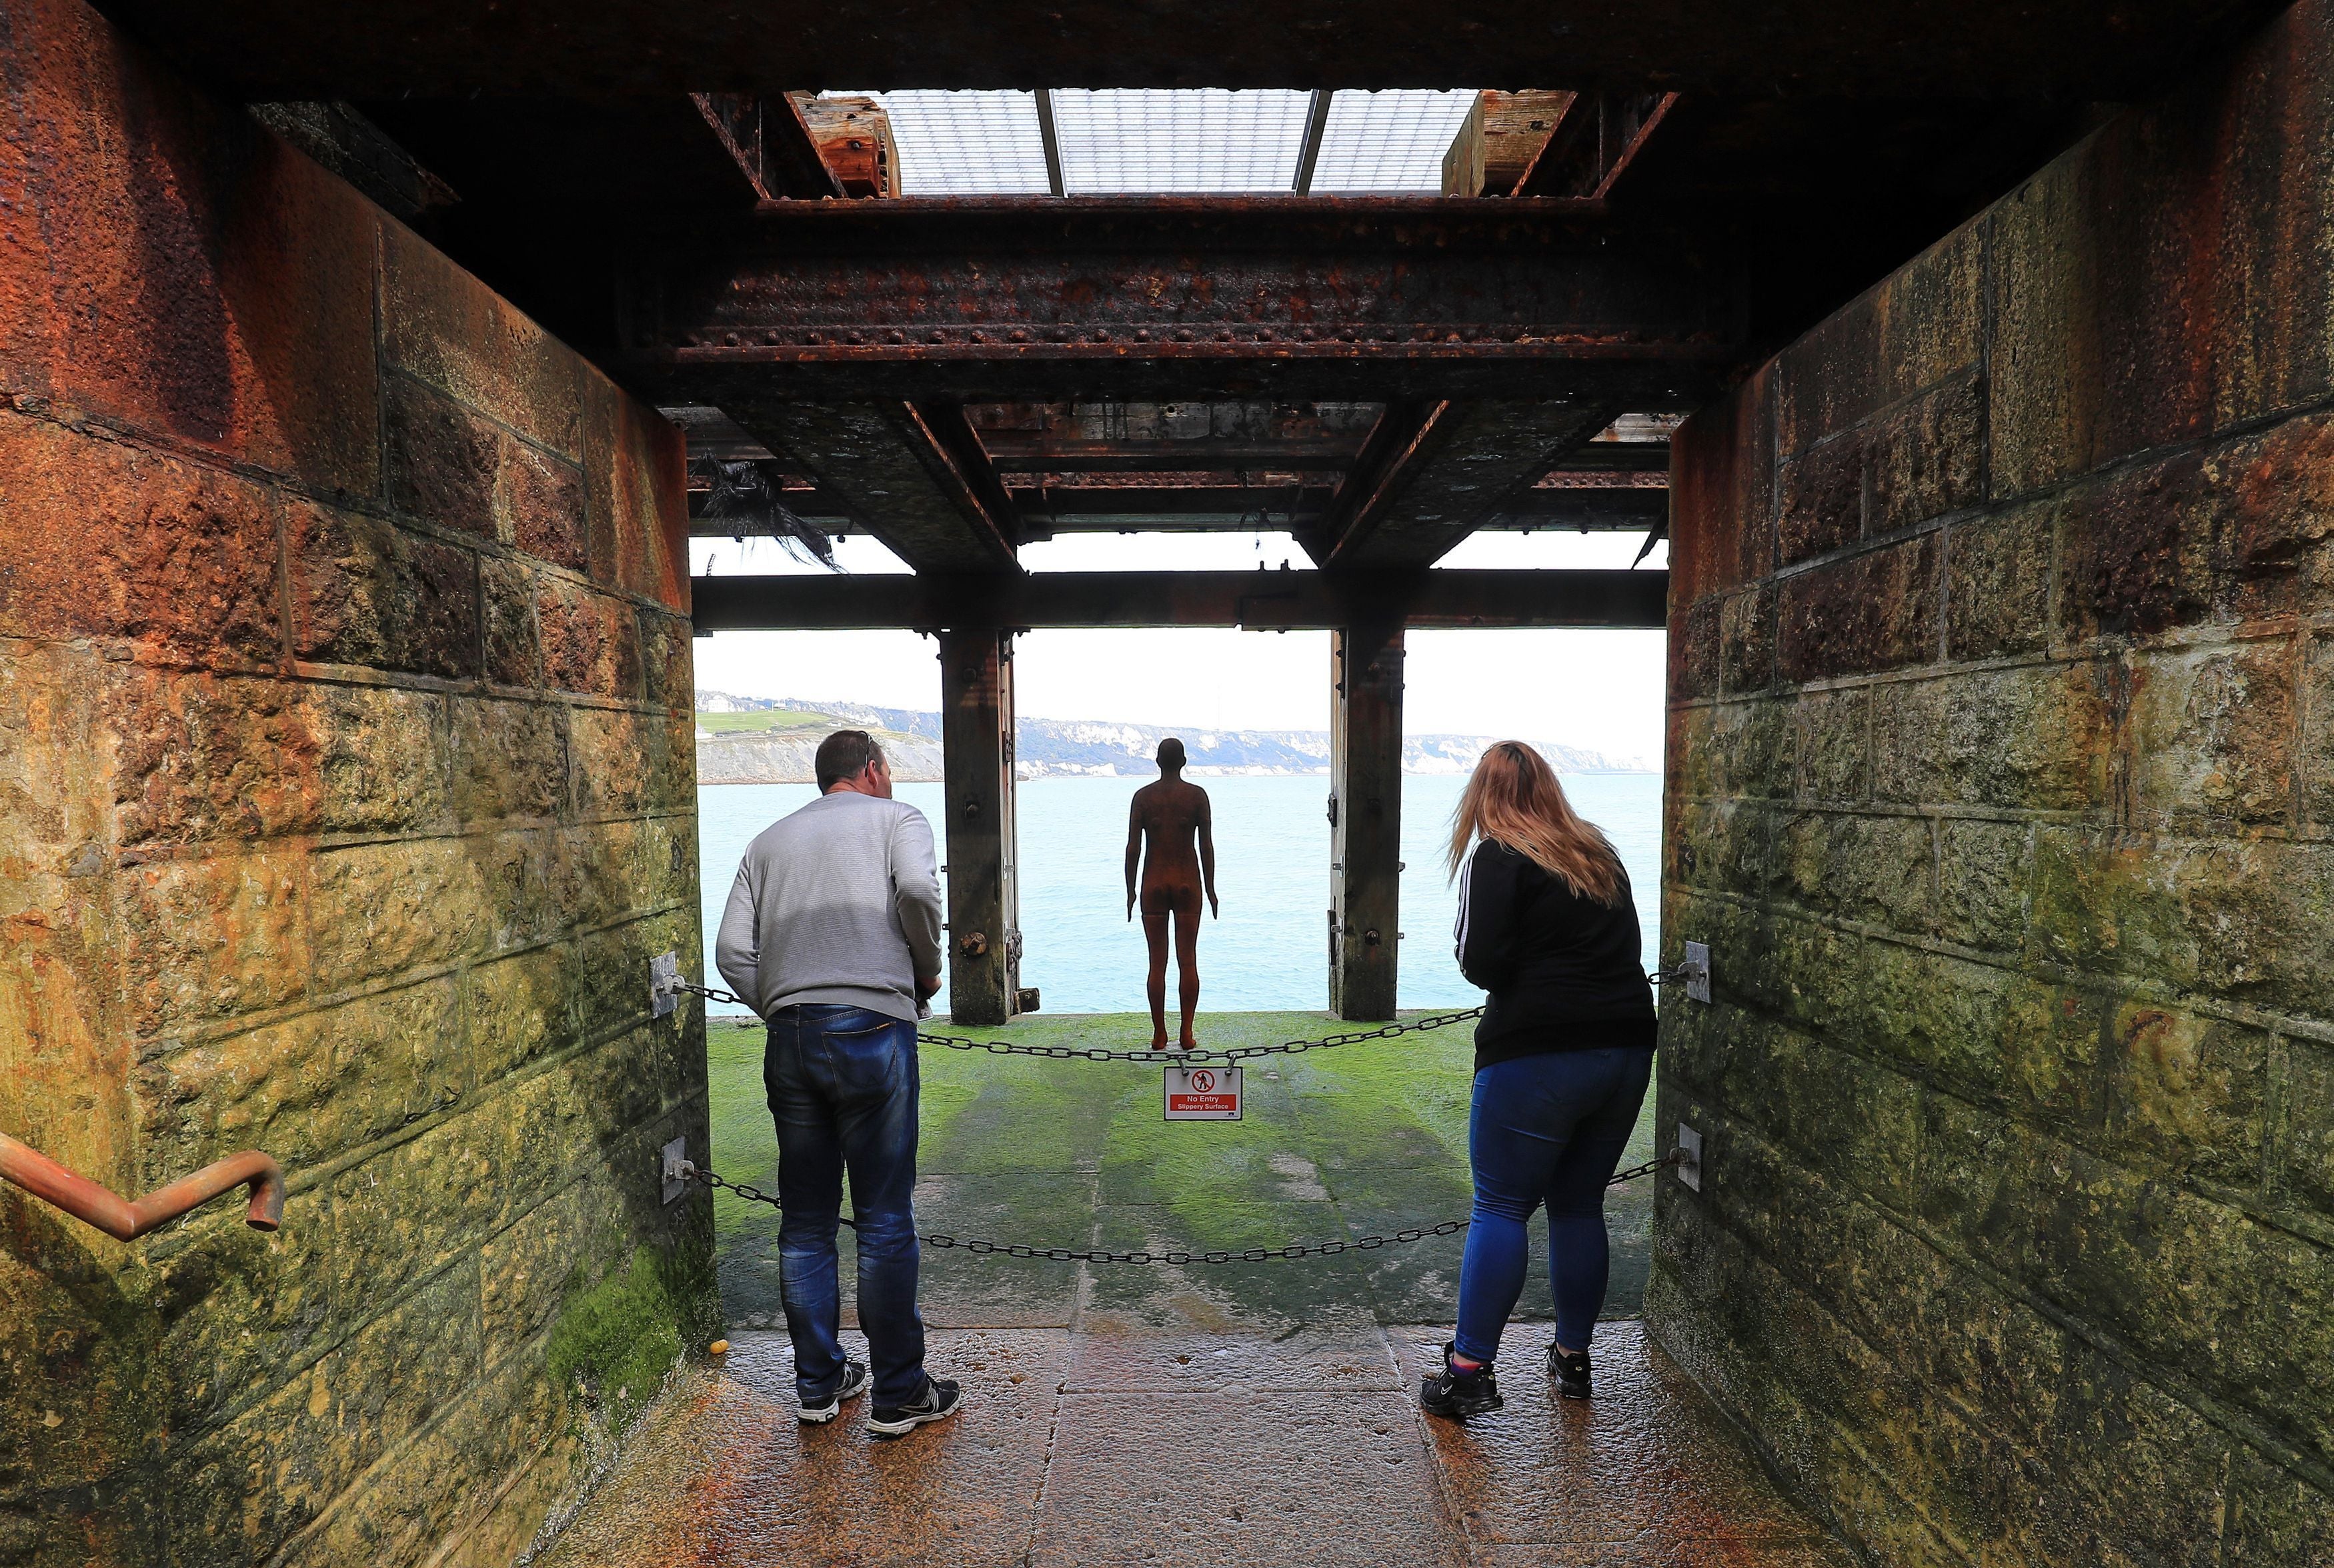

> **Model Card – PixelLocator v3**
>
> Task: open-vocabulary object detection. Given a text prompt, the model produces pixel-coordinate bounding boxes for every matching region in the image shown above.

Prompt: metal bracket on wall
[661,1137,691,1204]
[650,950,682,1019]
[1674,1124,1703,1191]
[1682,941,1711,1003]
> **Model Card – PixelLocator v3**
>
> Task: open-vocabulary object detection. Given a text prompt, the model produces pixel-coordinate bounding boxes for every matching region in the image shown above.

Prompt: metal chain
[684,1151,1681,1267]
[918,1005,1487,1064]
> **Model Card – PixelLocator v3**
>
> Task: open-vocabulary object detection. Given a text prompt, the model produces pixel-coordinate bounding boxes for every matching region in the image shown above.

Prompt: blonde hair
[1446,741,1624,904]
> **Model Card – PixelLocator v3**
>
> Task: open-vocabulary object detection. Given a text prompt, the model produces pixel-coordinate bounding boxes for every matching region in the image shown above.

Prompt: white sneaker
[798,1359,871,1424]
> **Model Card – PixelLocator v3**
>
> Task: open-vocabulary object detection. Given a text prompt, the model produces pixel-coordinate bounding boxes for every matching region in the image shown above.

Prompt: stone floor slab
[1060,1323,1402,1394]
[1028,1389,1464,1568]
[533,1329,1068,1568]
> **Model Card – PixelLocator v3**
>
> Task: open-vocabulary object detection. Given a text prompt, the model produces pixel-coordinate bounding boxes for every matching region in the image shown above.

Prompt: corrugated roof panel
[1052,89,1310,193]
[1311,90,1479,193]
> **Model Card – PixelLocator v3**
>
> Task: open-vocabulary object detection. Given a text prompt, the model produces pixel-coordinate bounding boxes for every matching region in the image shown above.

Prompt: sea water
[694,772,1663,1016]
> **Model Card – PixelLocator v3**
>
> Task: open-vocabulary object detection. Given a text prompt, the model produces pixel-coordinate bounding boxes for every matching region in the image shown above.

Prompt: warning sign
[1163,1065,1244,1121]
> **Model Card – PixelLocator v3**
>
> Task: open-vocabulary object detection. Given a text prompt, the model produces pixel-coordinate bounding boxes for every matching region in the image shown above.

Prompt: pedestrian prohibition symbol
[1164,1065,1244,1121]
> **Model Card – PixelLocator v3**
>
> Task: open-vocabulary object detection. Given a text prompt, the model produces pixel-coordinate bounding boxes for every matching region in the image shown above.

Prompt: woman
[1420,741,1656,1419]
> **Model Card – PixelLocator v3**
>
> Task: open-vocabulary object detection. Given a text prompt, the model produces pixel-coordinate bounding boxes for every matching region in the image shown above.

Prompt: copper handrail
[0,1133,283,1240]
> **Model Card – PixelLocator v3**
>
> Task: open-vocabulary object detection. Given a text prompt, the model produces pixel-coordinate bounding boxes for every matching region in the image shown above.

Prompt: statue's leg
[1174,897,1202,1047]
[1142,900,1172,1046]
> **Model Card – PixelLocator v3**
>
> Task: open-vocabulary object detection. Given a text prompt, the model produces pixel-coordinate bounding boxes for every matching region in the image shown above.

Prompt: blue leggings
[1452,1046,1654,1365]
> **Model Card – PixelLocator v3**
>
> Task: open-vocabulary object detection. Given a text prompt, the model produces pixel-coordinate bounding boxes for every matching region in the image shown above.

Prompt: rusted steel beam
[1320,400,1624,569]
[621,198,1745,403]
[693,92,845,200]
[114,2,2285,104]
[0,1132,284,1240]
[1303,400,1444,565]
[720,399,1021,572]
[984,437,1362,473]
[690,568,1668,631]
[1515,92,1681,200]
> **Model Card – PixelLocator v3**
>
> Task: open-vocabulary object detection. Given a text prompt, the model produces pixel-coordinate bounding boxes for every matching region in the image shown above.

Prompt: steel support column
[937,629,1022,1026]
[1329,627,1404,1021]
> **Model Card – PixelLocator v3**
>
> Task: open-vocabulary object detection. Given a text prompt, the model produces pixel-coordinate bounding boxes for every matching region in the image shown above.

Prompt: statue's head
[1157,737,1186,772]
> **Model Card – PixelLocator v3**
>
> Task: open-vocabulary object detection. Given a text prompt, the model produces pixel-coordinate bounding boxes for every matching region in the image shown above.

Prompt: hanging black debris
[690,457,840,571]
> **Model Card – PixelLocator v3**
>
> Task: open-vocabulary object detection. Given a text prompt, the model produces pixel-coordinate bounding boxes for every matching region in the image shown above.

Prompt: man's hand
[1208,889,1220,919]
[916,972,942,1001]
[1126,891,1136,923]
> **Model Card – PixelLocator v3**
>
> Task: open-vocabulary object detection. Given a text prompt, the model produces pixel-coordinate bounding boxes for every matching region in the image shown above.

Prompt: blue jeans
[1453,1046,1654,1366]
[764,1004,927,1406]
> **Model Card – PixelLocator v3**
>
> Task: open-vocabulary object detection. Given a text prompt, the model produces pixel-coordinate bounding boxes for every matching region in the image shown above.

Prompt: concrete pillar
[1329,627,1404,1019]
[937,628,1022,1025]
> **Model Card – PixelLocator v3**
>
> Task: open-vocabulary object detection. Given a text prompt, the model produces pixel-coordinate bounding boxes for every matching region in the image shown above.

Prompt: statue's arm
[1125,795,1144,920]
[1198,789,1219,916]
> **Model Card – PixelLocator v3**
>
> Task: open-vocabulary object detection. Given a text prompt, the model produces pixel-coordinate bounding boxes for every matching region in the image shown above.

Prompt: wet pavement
[535,1322,1851,1567]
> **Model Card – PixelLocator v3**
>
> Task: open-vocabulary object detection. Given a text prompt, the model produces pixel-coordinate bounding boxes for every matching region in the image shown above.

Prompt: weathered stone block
[309,838,489,992]
[152,1207,335,1436]
[1775,432,1864,565]
[0,16,380,497]
[1872,665,2108,810]
[329,1121,502,1329]
[1777,223,1985,457]
[1777,533,1940,681]
[583,372,688,607]
[1865,373,1987,537]
[289,500,481,680]
[313,685,453,836]
[139,977,465,1184]
[500,436,588,571]
[1703,696,1795,801]
[478,1179,629,1363]
[2033,1342,2234,1567]
[383,376,500,539]
[0,413,282,664]
[119,851,308,1037]
[2203,410,2334,625]
[379,224,583,458]
[1668,366,1777,603]
[497,1043,662,1222]
[479,555,541,689]
[166,1261,479,1568]
[108,672,325,846]
[2278,1039,2334,1220]
[1865,1219,2066,1451]
[473,829,567,952]
[1669,595,1719,702]
[2128,639,2298,827]
[451,699,567,826]
[1934,817,2029,953]
[1945,501,2055,662]
[1666,703,1715,799]
[538,580,644,701]
[1668,798,1779,900]
[1716,581,1775,695]
[638,607,696,711]
[2224,1445,2334,1568]
[465,945,576,1086]
[1790,686,1869,802]
[2099,1001,2267,1187]
[1781,809,1933,936]
[569,705,690,819]
[2054,448,2215,641]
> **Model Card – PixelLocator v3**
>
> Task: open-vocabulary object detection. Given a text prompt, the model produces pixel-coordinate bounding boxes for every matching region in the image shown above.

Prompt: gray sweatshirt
[714,791,945,1023]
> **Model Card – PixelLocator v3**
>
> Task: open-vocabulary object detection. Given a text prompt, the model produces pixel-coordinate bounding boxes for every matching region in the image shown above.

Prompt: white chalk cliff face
[695,694,1650,784]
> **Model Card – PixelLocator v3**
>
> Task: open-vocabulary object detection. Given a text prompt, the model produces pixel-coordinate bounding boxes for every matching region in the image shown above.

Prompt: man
[714,729,961,1437]
[1123,737,1220,1050]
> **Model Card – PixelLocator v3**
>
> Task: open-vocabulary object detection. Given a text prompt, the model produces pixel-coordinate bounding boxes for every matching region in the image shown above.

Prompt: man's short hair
[1157,737,1186,769]
[815,729,884,792]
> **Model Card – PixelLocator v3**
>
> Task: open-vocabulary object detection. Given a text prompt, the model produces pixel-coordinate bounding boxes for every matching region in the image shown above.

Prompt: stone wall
[1652,1,2334,1560]
[0,1,713,1563]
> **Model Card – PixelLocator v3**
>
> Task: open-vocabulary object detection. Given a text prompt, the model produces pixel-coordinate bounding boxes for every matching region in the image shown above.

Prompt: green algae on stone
[547,1245,718,1438]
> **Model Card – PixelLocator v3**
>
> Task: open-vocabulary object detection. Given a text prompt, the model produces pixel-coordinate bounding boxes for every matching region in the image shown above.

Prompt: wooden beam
[936,630,1024,1026]
[1514,92,1680,200]
[717,399,1020,573]
[1320,401,1624,569]
[687,569,1669,631]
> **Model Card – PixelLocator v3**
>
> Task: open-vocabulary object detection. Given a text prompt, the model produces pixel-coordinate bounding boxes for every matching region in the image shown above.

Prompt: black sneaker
[798,1359,871,1424]
[1418,1341,1503,1419]
[1548,1343,1591,1400]
[866,1374,964,1438]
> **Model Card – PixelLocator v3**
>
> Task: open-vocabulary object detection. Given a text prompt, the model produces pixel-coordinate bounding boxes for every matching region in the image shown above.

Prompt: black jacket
[1454,839,1656,1071]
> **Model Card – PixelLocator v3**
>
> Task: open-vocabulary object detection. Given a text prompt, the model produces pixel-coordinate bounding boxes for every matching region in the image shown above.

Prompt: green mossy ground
[707,1012,1659,1333]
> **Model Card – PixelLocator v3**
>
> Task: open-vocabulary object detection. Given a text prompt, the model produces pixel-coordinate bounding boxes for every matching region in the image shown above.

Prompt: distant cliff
[696,693,1650,784]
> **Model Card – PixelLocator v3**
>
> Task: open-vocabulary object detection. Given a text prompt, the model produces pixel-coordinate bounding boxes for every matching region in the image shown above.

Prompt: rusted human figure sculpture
[1124,738,1219,1049]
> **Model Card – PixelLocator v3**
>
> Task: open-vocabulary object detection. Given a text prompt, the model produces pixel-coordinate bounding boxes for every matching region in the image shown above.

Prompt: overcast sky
[688,529,1670,767]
